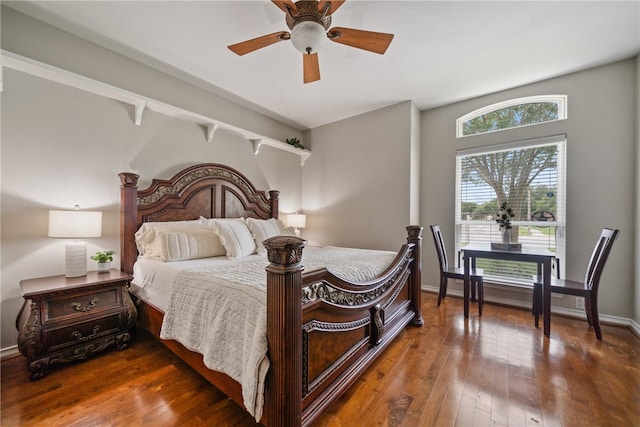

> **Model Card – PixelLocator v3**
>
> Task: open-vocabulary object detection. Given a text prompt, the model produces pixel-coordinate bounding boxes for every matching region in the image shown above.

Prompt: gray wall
[420,59,637,317]
[1,8,304,349]
[636,54,640,326]
[302,101,419,251]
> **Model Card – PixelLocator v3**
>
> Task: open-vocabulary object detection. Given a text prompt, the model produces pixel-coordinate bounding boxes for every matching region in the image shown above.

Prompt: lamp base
[65,241,87,278]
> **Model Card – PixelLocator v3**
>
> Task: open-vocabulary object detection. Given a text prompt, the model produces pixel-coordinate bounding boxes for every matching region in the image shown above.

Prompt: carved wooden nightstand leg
[28,358,49,381]
[115,332,131,350]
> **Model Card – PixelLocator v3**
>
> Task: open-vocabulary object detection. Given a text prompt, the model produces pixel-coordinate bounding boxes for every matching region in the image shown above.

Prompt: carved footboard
[263,226,423,427]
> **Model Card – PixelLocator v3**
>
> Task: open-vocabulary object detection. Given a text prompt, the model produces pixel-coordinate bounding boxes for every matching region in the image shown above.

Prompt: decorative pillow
[212,219,257,259]
[134,220,203,258]
[157,228,226,261]
[246,218,281,254]
[200,216,245,226]
[246,218,298,253]
[281,226,297,236]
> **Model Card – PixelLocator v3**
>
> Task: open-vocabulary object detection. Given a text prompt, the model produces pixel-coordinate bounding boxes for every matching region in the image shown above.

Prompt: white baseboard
[629,319,640,338]
[422,284,637,330]
[1,345,20,360]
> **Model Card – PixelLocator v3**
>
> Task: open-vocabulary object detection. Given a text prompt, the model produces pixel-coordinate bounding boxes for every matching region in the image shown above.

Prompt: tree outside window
[456,95,567,138]
[456,138,565,283]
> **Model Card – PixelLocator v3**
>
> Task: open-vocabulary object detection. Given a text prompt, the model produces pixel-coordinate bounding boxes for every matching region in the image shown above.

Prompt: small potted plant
[285,137,305,149]
[495,202,515,243]
[91,250,115,273]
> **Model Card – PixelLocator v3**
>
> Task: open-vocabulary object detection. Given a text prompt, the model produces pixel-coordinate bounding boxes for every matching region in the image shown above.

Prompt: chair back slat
[583,228,619,290]
[430,225,450,272]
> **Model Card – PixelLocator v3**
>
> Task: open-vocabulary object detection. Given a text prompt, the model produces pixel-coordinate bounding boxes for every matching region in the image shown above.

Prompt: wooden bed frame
[119,163,424,427]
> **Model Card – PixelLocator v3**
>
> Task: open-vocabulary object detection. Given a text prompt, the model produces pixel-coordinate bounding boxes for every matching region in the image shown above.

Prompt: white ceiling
[5,1,640,130]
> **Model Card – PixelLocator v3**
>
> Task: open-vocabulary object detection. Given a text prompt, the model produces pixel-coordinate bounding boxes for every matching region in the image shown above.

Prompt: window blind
[455,135,566,285]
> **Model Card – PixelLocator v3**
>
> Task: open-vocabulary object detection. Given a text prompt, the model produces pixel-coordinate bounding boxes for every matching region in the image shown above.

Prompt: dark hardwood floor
[2,292,639,426]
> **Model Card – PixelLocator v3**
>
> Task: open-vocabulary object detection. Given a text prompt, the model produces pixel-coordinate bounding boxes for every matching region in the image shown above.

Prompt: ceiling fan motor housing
[287,1,332,54]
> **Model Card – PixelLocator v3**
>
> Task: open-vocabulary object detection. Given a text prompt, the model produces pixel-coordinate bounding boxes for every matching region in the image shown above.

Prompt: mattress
[130,245,397,311]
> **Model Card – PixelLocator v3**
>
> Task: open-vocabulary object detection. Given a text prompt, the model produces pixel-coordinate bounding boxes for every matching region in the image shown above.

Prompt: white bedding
[131,245,397,422]
[132,254,266,311]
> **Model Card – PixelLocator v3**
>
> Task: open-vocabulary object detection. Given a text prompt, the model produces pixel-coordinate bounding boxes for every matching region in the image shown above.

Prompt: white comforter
[156,246,396,422]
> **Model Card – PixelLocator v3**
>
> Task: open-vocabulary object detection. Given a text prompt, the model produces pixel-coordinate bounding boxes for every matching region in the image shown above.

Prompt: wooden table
[461,244,555,337]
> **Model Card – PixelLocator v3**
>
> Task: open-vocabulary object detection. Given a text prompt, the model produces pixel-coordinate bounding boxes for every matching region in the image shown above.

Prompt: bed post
[407,225,424,326]
[263,235,306,427]
[119,172,139,275]
[269,190,280,219]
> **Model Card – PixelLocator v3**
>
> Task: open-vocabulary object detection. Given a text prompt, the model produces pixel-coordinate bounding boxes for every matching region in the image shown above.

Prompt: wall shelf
[0,50,311,166]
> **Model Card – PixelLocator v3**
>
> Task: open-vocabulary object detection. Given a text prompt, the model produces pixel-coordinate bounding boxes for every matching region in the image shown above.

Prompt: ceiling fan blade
[303,53,320,84]
[228,31,290,56]
[272,0,297,15]
[328,27,394,54]
[318,1,346,16]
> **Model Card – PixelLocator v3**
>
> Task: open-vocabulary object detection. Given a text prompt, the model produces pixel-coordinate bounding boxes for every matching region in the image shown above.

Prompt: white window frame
[455,135,567,286]
[456,95,568,138]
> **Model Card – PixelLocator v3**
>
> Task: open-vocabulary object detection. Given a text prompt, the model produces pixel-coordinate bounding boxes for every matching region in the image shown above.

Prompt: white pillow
[200,216,244,226]
[246,218,297,253]
[134,220,203,258]
[157,228,226,261]
[281,226,297,236]
[212,219,257,259]
[246,218,281,254]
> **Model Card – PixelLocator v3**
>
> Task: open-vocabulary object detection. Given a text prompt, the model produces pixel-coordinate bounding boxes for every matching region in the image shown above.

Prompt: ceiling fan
[228,0,394,84]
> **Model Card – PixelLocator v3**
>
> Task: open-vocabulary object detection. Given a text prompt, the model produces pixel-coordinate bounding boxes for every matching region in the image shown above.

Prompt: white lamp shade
[287,214,307,229]
[291,21,328,54]
[48,209,102,277]
[48,210,102,238]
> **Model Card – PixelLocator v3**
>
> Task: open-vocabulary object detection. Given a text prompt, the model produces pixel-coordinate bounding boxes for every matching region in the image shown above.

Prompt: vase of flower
[496,202,515,244]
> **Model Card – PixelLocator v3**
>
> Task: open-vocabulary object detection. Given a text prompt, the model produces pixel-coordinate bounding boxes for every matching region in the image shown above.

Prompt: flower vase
[97,262,111,273]
[502,229,512,244]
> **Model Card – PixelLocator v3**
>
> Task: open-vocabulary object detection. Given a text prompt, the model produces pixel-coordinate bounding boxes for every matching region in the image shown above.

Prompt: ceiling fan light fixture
[291,21,327,54]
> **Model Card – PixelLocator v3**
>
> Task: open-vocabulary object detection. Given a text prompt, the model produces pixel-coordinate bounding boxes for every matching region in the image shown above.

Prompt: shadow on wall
[127,116,271,190]
[126,116,304,215]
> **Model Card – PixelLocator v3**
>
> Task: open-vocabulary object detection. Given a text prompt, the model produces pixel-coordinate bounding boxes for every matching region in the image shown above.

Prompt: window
[455,135,566,286]
[456,95,567,138]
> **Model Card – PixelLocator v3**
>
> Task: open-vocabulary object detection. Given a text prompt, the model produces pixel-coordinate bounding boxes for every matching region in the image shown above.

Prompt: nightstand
[16,269,137,380]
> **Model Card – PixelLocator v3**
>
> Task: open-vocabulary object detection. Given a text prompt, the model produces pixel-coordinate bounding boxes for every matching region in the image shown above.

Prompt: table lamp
[48,206,102,277]
[287,213,306,236]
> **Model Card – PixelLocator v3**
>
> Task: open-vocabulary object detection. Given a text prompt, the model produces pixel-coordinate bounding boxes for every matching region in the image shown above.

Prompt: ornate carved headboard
[119,163,279,274]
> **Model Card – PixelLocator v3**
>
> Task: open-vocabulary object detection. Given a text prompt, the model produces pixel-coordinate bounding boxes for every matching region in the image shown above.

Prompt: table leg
[534,262,542,315]
[543,258,552,337]
[463,254,470,318]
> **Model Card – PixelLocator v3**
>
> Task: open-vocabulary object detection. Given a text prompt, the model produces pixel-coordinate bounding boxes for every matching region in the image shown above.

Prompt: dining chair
[533,228,619,340]
[430,225,484,314]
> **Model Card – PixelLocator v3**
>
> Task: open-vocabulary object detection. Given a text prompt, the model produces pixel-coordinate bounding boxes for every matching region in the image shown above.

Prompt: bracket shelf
[1,50,310,165]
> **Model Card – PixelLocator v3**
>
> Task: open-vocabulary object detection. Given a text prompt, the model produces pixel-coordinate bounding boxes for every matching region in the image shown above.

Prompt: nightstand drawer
[43,313,123,353]
[44,287,121,323]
